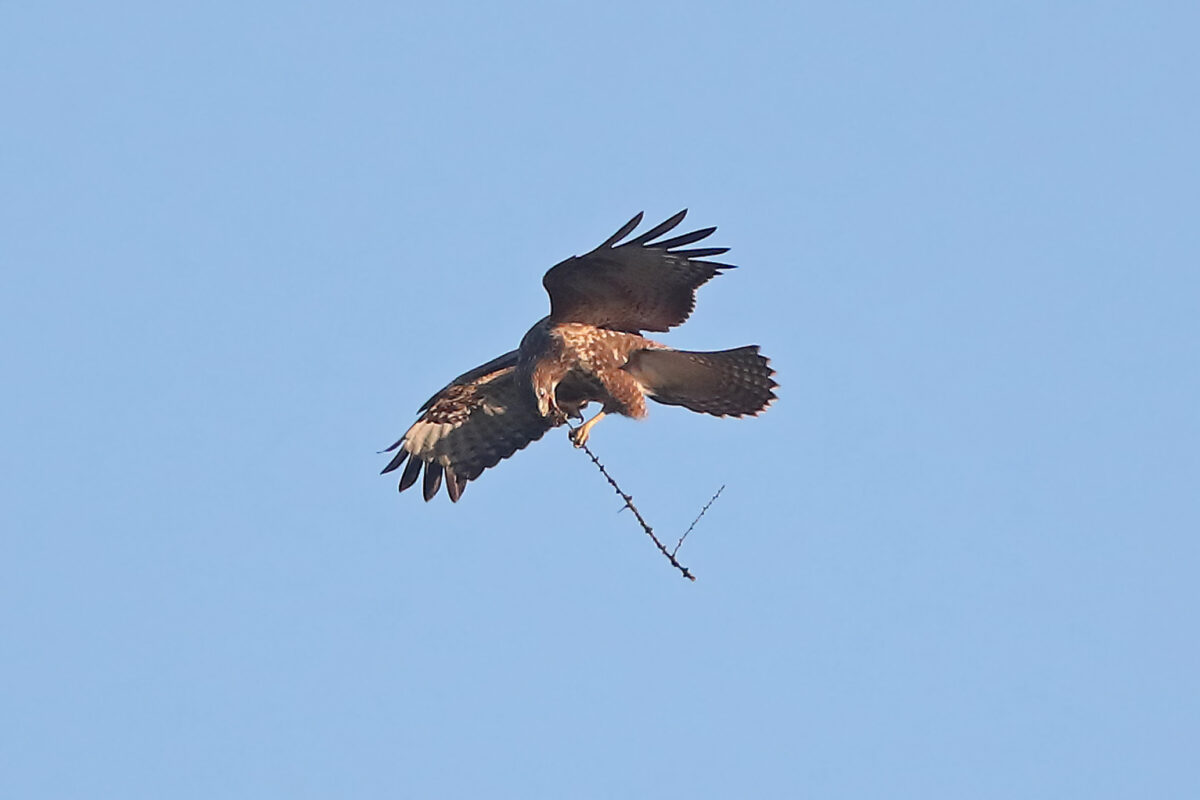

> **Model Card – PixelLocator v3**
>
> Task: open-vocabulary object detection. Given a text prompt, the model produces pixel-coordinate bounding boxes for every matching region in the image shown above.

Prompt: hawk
[381,210,777,502]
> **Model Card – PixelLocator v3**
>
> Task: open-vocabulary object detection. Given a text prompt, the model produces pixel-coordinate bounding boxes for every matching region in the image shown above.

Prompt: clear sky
[2,2,1197,797]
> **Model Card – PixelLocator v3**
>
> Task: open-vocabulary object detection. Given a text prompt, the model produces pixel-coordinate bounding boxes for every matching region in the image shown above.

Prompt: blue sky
[2,2,1197,797]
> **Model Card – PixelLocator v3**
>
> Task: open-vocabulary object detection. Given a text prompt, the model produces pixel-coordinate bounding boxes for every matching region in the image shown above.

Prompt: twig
[573,437,696,581]
[673,484,724,557]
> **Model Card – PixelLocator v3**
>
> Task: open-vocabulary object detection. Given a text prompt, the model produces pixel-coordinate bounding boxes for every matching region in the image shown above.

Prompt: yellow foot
[569,410,607,448]
[569,425,590,448]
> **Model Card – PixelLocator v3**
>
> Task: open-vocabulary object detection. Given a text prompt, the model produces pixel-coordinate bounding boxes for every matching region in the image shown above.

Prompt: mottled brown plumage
[382,211,777,502]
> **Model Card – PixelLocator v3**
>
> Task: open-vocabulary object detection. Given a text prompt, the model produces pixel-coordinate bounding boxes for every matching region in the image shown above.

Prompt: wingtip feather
[445,466,462,503]
[599,212,644,249]
[398,456,423,492]
[422,462,444,502]
[626,209,688,246]
[653,226,716,250]
[380,446,409,475]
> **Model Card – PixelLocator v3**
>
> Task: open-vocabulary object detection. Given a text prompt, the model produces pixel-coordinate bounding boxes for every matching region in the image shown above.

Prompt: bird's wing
[541,210,734,333]
[380,351,555,502]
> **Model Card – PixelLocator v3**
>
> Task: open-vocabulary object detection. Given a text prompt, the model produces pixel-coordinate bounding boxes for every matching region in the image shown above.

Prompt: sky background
[2,2,1198,797]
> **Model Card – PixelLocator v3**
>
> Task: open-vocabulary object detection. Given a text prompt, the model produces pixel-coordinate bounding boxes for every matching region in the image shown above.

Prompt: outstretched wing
[542,210,735,333]
[380,351,555,502]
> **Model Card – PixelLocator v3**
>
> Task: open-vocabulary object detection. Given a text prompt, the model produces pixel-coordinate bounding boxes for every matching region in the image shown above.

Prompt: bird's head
[535,384,553,418]
[527,361,558,419]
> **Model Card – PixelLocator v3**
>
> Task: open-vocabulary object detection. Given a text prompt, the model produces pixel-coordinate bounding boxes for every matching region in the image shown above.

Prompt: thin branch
[673,484,724,557]
[573,437,696,581]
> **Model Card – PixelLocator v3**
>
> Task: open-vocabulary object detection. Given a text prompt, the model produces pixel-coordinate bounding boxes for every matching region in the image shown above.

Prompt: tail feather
[623,345,777,417]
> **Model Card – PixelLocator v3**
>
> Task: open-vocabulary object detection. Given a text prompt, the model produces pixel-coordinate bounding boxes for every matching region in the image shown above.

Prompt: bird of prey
[381,210,777,502]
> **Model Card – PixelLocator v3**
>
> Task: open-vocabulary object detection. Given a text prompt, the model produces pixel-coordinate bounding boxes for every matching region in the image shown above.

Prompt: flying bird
[381,210,777,502]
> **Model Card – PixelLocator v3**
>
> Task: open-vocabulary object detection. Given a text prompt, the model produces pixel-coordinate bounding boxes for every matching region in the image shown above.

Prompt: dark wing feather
[381,351,557,502]
[417,350,521,413]
[624,209,687,246]
[397,455,422,492]
[380,446,409,474]
[422,462,443,501]
[542,210,735,333]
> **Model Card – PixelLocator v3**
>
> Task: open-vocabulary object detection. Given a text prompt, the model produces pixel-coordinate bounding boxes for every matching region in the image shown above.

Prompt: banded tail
[623,345,777,417]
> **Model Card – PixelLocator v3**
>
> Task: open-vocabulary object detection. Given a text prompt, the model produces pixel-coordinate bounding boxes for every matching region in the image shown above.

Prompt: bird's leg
[569,410,607,448]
